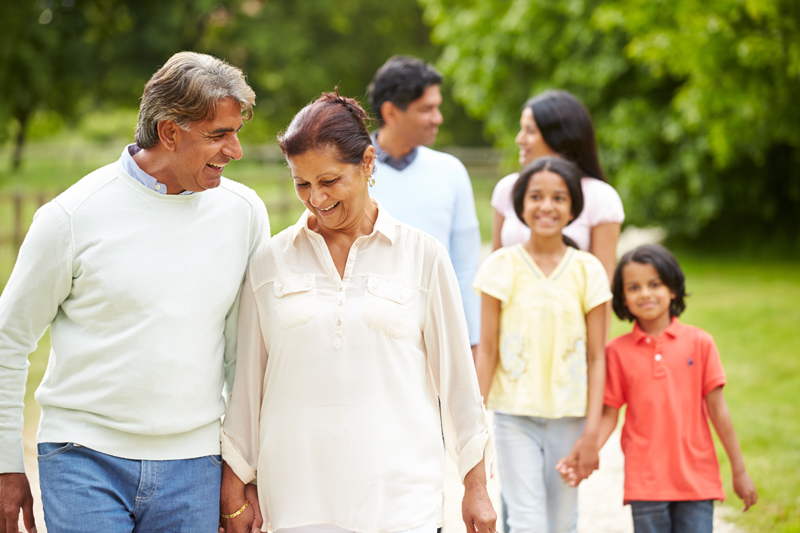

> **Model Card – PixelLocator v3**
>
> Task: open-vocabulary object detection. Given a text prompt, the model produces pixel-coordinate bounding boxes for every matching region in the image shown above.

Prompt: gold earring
[368,175,375,187]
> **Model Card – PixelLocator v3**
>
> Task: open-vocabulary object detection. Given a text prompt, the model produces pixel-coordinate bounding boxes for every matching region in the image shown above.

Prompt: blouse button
[336,320,342,326]
[348,256,355,262]
[646,338,651,344]
[338,301,344,306]
[655,354,662,361]
[338,286,343,292]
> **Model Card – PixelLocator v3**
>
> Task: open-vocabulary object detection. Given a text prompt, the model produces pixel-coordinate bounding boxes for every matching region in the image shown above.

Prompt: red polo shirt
[605,318,727,503]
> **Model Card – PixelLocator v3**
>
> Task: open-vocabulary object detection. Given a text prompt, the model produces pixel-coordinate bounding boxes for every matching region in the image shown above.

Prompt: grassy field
[2,139,799,531]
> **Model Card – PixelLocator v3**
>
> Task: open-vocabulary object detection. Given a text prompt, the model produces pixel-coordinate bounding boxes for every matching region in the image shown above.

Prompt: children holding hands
[558,244,757,532]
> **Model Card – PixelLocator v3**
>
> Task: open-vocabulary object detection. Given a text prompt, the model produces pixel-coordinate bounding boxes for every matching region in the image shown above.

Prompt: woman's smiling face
[515,107,556,167]
[288,145,374,232]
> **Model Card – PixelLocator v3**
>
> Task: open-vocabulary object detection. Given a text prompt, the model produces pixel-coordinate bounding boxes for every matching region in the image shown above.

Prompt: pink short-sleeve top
[491,172,625,251]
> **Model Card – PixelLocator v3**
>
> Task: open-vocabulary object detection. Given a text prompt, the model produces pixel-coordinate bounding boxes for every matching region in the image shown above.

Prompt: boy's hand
[733,471,758,512]
[555,436,599,487]
[554,459,580,487]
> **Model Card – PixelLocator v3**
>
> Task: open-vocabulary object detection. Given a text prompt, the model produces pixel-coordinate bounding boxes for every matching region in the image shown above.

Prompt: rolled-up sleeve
[423,249,490,483]
[221,268,268,485]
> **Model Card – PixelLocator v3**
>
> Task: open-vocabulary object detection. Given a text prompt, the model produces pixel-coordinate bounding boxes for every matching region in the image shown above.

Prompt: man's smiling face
[172,98,244,192]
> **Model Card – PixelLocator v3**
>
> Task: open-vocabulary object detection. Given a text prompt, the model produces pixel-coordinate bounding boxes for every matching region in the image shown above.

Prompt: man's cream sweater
[0,157,268,472]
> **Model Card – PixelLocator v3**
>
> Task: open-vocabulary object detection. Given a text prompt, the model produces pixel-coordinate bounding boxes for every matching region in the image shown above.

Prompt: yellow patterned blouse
[473,244,611,418]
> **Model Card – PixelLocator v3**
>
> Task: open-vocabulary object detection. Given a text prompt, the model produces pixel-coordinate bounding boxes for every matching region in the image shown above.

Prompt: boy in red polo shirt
[559,244,757,532]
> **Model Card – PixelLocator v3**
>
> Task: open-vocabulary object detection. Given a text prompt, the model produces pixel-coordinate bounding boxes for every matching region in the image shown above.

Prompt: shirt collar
[290,200,396,245]
[633,316,681,344]
[120,144,194,195]
[371,130,418,171]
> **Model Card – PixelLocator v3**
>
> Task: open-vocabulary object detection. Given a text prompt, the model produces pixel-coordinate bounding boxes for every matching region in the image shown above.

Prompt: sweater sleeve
[0,202,73,473]
[424,248,490,483]
[223,199,270,400]
[448,162,482,345]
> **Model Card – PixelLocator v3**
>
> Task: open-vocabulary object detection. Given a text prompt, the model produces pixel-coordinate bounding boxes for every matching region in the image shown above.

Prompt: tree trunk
[12,111,30,172]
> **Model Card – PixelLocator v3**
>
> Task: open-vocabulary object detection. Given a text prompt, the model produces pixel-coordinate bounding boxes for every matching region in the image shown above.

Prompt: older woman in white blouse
[218,92,495,533]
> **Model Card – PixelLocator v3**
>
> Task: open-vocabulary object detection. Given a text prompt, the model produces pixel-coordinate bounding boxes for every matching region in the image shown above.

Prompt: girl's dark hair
[512,156,584,248]
[612,244,688,321]
[525,90,606,182]
[278,90,373,166]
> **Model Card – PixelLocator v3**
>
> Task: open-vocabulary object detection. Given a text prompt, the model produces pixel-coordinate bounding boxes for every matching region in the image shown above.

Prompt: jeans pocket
[363,276,408,338]
[37,442,74,461]
[208,455,223,467]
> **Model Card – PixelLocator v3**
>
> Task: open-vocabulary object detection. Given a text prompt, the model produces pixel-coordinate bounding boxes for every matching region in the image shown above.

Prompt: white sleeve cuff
[457,427,491,484]
[220,428,256,485]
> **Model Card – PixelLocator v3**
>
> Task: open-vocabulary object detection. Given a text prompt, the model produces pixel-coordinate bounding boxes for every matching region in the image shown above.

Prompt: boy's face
[622,262,675,324]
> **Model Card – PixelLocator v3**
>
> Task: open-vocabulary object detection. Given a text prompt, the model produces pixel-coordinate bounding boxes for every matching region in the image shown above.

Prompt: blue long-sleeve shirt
[369,140,481,345]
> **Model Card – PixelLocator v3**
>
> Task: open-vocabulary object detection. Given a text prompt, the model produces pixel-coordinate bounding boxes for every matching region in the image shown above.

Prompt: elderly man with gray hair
[0,52,268,532]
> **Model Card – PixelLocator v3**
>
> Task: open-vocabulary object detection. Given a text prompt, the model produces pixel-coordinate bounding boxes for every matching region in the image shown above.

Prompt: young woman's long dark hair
[525,90,606,182]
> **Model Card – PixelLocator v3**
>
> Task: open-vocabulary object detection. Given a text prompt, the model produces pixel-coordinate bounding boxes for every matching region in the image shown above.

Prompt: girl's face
[288,145,375,233]
[515,107,556,167]
[521,170,573,238]
[621,262,676,324]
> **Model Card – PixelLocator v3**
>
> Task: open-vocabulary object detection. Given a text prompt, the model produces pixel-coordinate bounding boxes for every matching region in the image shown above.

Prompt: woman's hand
[219,501,256,533]
[462,459,497,533]
[219,461,263,533]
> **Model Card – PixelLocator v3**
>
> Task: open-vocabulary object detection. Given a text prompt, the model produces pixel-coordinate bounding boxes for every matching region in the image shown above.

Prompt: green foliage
[419,0,800,245]
[195,0,486,145]
[1,0,489,172]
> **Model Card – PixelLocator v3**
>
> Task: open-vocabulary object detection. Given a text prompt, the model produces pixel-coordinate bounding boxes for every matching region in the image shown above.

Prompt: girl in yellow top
[474,156,611,533]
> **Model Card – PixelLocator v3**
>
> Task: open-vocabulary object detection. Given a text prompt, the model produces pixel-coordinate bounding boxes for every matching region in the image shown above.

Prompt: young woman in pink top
[491,91,624,283]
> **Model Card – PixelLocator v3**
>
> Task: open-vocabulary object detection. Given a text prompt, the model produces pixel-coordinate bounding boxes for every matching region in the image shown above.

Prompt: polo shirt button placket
[653,337,666,378]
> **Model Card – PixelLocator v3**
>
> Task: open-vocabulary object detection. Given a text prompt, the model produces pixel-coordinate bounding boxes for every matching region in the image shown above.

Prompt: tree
[419,0,800,245]
[198,0,486,145]
[0,1,97,171]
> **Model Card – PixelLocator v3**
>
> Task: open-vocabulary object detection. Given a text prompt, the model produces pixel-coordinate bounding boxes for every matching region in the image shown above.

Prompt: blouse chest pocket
[274,275,317,330]
[363,275,409,338]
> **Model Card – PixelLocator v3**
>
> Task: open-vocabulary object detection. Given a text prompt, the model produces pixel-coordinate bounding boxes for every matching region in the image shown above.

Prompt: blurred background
[1,1,798,532]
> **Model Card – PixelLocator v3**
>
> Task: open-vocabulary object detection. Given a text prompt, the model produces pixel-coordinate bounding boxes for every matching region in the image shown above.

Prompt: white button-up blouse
[221,205,490,533]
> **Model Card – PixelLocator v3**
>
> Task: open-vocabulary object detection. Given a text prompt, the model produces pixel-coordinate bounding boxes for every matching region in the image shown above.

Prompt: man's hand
[733,471,758,512]
[0,473,36,533]
[462,459,496,533]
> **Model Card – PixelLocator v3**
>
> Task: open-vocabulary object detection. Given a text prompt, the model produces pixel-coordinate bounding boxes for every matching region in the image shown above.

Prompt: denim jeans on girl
[494,413,585,533]
[629,500,713,533]
[37,442,222,532]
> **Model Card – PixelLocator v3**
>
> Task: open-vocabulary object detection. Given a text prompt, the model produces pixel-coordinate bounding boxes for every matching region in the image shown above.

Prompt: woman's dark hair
[525,90,606,182]
[612,244,688,321]
[278,90,373,166]
[367,55,442,123]
[512,156,583,248]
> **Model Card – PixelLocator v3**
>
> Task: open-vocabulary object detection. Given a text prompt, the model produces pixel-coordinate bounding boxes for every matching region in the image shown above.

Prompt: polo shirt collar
[633,317,680,344]
[371,130,418,171]
[290,200,396,245]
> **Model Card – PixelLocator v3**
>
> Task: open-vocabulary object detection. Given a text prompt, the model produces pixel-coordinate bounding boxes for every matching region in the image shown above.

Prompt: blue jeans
[494,413,585,533]
[37,442,222,532]
[629,500,714,533]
